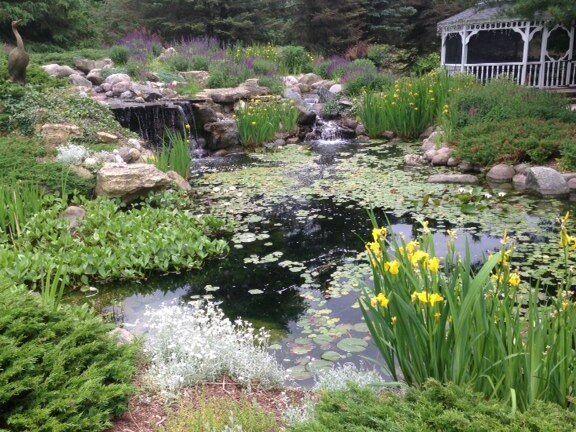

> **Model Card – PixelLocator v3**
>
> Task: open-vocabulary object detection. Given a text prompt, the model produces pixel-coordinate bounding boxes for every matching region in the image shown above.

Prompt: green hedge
[0,286,137,432]
[293,380,576,432]
[454,118,576,168]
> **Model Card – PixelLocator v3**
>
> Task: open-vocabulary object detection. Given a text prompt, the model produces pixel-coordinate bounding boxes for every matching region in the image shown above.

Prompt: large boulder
[206,79,269,104]
[74,58,113,74]
[299,73,323,86]
[487,164,515,182]
[428,174,479,184]
[96,163,172,201]
[42,64,77,78]
[86,69,104,85]
[104,73,132,86]
[204,120,240,151]
[525,167,569,197]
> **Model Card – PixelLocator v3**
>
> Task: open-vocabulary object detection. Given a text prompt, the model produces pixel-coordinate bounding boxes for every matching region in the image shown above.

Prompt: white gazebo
[438,6,575,88]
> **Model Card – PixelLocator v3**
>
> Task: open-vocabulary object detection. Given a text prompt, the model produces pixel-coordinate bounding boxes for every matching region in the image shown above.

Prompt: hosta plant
[361,213,576,411]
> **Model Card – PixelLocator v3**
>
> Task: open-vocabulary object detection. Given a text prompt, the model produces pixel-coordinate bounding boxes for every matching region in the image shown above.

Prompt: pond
[90,138,576,385]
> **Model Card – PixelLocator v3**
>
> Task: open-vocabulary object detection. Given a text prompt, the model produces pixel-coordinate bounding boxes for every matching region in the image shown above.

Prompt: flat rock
[75,58,113,74]
[428,174,479,184]
[96,163,172,201]
[525,167,569,197]
[97,132,119,143]
[487,164,515,182]
[69,73,92,88]
[206,79,269,104]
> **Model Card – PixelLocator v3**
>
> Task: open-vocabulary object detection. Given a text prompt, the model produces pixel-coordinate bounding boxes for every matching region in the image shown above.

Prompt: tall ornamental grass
[155,130,192,179]
[357,71,469,140]
[236,98,299,147]
[0,182,43,238]
[361,214,576,411]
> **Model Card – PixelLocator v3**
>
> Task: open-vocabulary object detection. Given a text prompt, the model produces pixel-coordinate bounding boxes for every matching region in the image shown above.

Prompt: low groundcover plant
[142,301,286,397]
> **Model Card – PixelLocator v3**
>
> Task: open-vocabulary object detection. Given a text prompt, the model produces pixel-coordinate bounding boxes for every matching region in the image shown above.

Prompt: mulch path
[109,374,307,432]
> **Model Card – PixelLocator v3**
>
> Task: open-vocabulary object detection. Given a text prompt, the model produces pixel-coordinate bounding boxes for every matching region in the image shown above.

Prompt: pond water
[90,138,576,385]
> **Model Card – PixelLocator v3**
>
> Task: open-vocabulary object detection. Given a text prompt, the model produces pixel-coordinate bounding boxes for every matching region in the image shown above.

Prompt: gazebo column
[440,31,447,65]
[513,23,542,86]
[459,26,468,72]
[538,27,550,88]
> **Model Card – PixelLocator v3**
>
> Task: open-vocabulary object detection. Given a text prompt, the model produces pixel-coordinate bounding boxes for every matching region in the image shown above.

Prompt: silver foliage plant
[312,362,387,393]
[56,144,90,165]
[142,301,286,397]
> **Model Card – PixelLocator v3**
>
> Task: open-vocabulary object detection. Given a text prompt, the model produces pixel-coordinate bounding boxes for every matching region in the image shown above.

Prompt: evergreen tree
[364,0,417,45]
[290,0,366,54]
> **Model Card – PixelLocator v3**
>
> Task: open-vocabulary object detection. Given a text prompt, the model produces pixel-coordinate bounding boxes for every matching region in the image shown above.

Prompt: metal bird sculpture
[8,20,30,85]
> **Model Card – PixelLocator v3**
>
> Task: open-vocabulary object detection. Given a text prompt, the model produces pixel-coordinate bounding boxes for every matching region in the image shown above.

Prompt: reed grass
[236,98,299,147]
[361,213,576,411]
[39,265,67,311]
[357,71,453,140]
[155,130,192,179]
[0,182,43,238]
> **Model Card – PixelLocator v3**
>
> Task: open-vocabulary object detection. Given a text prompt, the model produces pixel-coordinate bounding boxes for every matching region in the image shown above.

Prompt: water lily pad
[337,337,368,353]
[288,366,313,381]
[321,351,342,362]
[307,359,332,372]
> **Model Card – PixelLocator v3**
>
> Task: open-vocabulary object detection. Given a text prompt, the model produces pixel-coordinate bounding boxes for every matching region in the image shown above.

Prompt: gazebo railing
[445,60,576,88]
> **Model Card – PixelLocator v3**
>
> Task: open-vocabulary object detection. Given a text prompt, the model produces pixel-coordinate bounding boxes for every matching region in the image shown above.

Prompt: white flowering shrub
[312,363,386,393]
[142,302,286,397]
[56,144,90,165]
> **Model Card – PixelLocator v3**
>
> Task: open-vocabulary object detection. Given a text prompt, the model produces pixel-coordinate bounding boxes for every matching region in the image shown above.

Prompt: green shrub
[0,286,137,432]
[163,392,277,432]
[167,54,193,72]
[236,99,299,147]
[190,55,210,71]
[560,140,576,171]
[208,61,251,88]
[292,381,576,432]
[344,72,394,96]
[0,136,94,196]
[258,76,284,95]
[413,53,441,76]
[253,58,278,75]
[279,46,313,74]
[110,45,130,65]
[361,218,576,411]
[30,49,111,68]
[0,195,229,287]
[125,61,146,79]
[455,118,576,166]
[366,44,416,72]
[178,80,201,97]
[444,79,575,132]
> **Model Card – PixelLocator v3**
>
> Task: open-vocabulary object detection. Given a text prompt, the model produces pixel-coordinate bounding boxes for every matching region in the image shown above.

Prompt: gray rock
[41,64,76,78]
[86,69,104,85]
[513,174,527,189]
[274,139,287,147]
[431,147,453,166]
[329,84,342,94]
[428,174,479,184]
[60,206,86,231]
[525,167,569,197]
[299,73,323,86]
[120,90,133,99]
[118,147,141,164]
[75,58,113,74]
[487,164,515,183]
[419,125,436,140]
[206,79,269,104]
[569,178,576,191]
[204,120,240,150]
[97,132,119,143]
[404,154,426,166]
[283,89,303,104]
[109,327,135,345]
[424,149,437,161]
[357,135,371,143]
[297,105,317,126]
[318,87,336,103]
[514,163,530,174]
[104,73,131,86]
[447,157,460,167]
[69,73,92,88]
[562,172,576,181]
[112,81,132,95]
[458,161,474,173]
[355,124,366,136]
[70,165,95,180]
[421,138,436,152]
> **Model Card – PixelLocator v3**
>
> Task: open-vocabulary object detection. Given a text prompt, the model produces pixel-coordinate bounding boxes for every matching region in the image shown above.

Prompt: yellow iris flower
[372,227,388,243]
[508,273,521,287]
[384,260,400,276]
[428,257,440,273]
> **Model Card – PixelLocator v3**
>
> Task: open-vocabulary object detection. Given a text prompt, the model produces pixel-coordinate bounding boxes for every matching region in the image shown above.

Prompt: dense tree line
[1,1,574,53]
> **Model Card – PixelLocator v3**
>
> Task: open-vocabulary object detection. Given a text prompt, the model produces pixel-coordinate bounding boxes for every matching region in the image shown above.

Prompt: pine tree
[290,0,366,54]
[364,0,417,45]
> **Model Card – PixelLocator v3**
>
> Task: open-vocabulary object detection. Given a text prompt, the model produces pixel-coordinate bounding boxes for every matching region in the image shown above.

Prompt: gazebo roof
[438,6,512,27]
